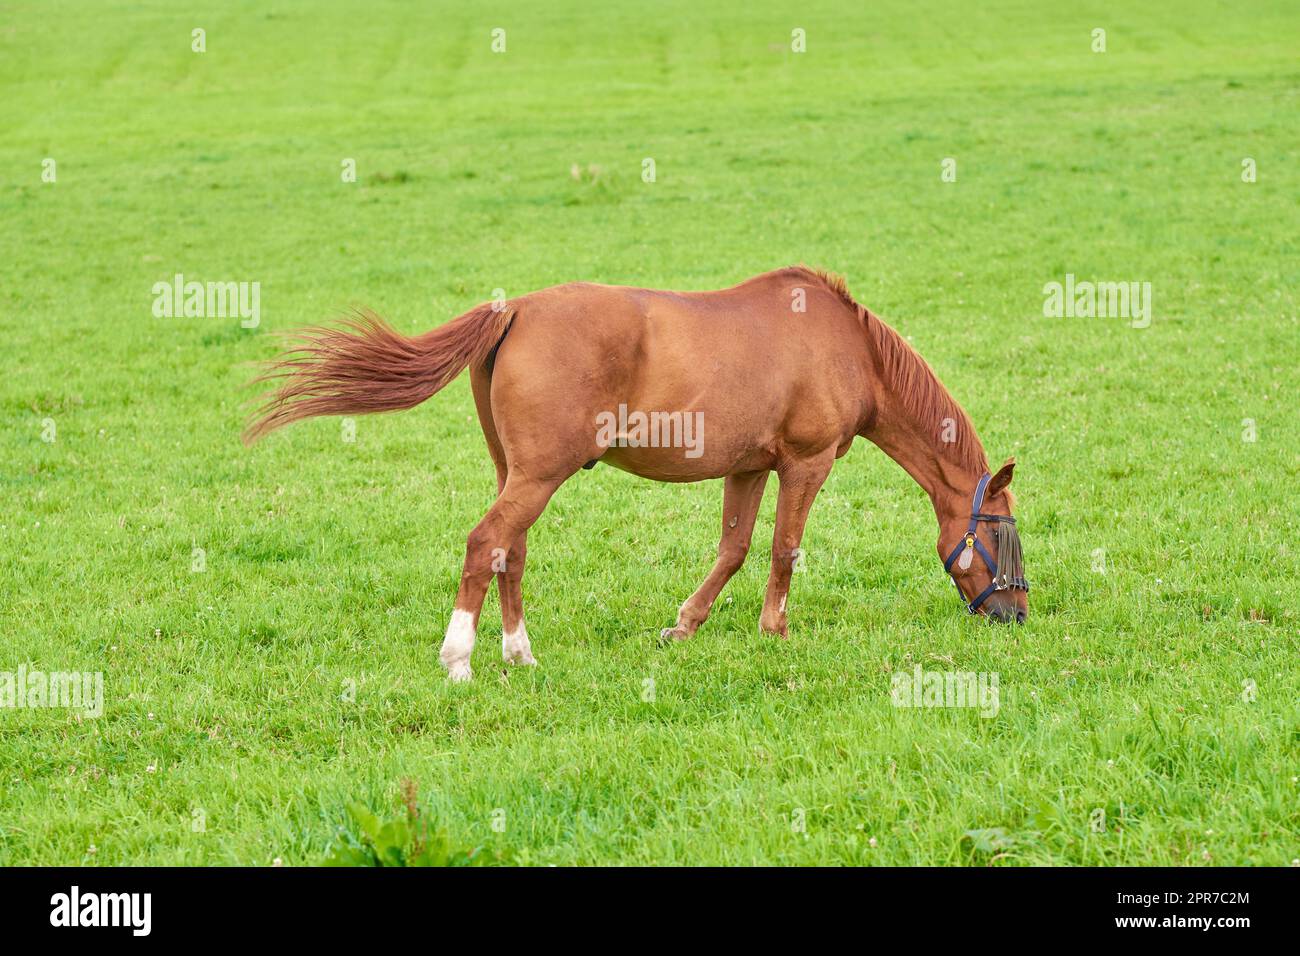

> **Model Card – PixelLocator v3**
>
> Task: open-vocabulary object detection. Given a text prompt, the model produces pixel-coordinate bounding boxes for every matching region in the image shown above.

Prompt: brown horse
[245,267,1028,681]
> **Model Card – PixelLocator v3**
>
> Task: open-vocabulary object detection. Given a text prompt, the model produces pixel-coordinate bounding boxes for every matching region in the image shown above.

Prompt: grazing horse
[246,267,1028,681]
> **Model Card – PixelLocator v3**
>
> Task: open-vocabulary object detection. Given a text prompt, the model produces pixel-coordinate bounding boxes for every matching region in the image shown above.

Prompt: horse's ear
[987,457,1015,497]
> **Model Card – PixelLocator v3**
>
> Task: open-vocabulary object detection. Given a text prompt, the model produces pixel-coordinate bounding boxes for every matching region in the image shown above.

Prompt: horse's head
[936,458,1028,623]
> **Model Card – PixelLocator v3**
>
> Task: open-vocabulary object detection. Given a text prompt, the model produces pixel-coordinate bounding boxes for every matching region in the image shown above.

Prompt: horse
[245,267,1028,681]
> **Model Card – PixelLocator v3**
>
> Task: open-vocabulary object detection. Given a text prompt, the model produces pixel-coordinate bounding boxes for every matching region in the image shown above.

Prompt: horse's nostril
[1016,608,1027,624]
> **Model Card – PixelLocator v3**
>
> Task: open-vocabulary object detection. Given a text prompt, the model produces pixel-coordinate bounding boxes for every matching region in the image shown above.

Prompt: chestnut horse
[246,268,1028,681]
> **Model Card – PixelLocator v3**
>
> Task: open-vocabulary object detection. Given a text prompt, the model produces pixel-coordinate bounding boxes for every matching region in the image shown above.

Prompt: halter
[942,472,1029,614]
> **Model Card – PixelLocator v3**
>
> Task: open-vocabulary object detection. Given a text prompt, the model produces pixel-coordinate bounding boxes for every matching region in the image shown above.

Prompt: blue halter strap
[942,472,1029,614]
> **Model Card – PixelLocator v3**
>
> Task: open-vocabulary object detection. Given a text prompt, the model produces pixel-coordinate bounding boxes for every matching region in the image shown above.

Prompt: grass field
[2,0,1298,866]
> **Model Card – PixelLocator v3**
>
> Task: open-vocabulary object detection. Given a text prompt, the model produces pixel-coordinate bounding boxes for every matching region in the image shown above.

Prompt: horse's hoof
[502,624,535,665]
[445,661,473,682]
[660,626,690,642]
[502,642,536,665]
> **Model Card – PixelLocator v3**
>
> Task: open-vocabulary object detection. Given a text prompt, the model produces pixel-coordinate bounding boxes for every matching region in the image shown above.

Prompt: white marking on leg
[439,608,476,682]
[502,619,536,665]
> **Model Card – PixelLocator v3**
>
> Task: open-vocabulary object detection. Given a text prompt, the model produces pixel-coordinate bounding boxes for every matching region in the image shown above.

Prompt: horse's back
[487,271,870,479]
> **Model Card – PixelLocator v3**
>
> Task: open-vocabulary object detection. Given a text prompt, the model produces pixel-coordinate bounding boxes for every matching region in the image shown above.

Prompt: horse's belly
[598,430,776,482]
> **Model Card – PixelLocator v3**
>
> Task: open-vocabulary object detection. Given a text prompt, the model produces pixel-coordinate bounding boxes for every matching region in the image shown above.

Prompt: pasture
[1,0,1297,865]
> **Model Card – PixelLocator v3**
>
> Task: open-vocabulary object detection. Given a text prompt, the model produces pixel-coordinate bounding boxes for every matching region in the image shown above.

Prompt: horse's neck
[849,305,990,520]
[862,387,986,521]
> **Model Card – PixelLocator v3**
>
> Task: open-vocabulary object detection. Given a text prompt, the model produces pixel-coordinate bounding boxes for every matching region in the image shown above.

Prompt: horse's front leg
[662,470,769,640]
[760,452,835,637]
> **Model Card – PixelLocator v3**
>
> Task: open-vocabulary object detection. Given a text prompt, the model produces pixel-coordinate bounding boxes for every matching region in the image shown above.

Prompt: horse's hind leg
[439,474,560,681]
[470,367,535,667]
[760,452,835,637]
[662,470,769,640]
[498,529,533,664]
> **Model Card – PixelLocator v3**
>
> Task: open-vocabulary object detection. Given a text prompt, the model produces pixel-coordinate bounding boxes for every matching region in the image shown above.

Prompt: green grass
[2,0,1298,865]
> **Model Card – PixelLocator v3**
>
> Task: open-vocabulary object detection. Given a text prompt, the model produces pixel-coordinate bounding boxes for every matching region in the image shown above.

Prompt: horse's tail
[242,302,515,444]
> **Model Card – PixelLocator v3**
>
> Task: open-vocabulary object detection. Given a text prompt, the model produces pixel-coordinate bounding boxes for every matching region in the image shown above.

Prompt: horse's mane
[795,266,991,476]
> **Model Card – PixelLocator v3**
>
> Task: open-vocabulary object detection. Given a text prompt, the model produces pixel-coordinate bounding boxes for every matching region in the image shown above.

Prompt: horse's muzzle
[984,594,1027,624]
